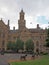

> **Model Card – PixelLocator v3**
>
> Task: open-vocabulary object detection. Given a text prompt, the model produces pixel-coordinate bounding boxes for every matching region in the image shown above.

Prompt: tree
[46,28,49,47]
[15,38,24,52]
[25,39,34,51]
[11,42,16,51]
[7,41,16,51]
[7,41,12,50]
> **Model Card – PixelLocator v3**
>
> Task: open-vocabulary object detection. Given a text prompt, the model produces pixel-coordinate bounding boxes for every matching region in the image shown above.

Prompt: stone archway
[36,48,39,53]
[36,48,39,55]
[36,41,39,54]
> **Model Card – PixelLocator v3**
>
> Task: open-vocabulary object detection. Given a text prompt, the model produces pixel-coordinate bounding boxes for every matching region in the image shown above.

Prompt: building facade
[0,10,47,53]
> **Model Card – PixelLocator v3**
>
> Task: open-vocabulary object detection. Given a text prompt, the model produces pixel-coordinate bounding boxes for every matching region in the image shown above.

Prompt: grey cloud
[16,0,49,15]
[0,0,49,15]
[0,0,49,29]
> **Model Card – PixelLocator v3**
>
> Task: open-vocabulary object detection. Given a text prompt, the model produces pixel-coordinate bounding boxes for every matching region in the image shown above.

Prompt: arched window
[36,41,39,47]
[2,33,5,38]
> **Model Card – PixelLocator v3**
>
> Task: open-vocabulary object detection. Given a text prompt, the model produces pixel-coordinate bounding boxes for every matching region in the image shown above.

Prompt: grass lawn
[10,55,49,65]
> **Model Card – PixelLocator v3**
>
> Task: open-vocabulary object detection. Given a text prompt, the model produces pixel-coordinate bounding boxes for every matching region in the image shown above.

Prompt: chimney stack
[37,24,40,29]
[13,27,15,30]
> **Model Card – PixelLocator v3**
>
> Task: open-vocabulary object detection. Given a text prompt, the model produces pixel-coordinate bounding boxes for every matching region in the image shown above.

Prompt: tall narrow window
[2,40,5,47]
[36,41,39,47]
[2,33,5,38]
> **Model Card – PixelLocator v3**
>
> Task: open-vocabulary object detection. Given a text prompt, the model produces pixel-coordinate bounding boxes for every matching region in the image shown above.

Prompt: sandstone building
[0,9,47,53]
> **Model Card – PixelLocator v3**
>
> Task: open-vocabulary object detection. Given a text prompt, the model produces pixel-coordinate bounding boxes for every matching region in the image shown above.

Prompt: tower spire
[20,9,25,20]
[18,9,26,30]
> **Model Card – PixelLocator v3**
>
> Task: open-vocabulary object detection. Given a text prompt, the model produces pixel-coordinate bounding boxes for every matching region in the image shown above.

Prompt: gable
[20,28,31,37]
[0,20,8,30]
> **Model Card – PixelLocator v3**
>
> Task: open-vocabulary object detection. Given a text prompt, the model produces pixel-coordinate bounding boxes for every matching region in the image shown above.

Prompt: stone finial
[8,20,10,26]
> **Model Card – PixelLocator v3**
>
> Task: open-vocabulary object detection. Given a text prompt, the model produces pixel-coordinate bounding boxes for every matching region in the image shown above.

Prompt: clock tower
[18,9,26,30]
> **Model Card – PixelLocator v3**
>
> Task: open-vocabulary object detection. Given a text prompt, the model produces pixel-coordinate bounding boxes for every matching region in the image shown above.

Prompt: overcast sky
[0,0,49,29]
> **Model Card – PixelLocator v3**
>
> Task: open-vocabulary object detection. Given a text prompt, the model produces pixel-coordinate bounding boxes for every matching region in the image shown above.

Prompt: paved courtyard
[0,53,32,65]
